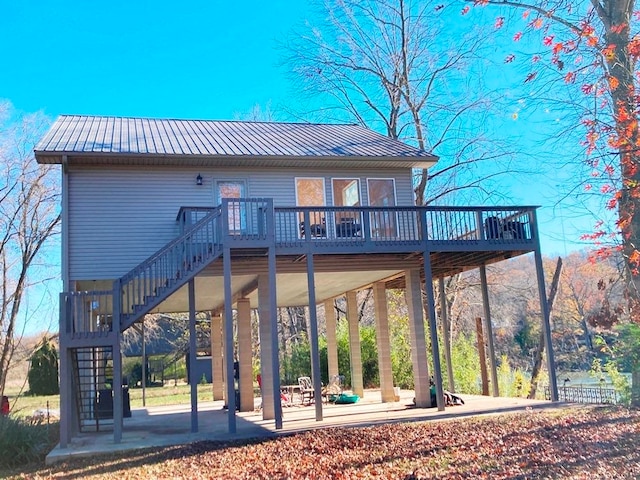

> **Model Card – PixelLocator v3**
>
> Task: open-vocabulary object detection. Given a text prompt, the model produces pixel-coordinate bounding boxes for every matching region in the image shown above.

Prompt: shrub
[27,338,59,396]
[0,415,59,469]
[451,334,481,394]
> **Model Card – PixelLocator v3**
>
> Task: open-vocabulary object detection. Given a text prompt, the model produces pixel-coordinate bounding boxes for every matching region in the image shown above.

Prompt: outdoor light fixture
[196,174,203,186]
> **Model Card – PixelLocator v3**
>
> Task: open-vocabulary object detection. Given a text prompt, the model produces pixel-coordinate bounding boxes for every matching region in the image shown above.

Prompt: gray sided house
[35,115,558,448]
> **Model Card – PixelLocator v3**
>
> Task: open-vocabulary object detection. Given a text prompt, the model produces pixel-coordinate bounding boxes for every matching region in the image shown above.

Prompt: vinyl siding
[67,165,414,281]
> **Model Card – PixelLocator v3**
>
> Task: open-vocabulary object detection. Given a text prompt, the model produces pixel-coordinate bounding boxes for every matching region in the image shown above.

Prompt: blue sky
[2,0,602,336]
[1,0,591,258]
[1,1,312,119]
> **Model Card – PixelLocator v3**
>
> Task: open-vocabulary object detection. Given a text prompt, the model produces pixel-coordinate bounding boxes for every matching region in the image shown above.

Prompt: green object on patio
[333,393,359,404]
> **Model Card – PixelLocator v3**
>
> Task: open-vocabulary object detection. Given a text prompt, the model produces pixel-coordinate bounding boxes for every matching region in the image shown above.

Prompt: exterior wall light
[196,174,203,186]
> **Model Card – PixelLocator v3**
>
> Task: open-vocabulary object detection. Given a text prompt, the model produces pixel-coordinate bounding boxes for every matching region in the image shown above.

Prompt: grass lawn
[3,406,639,479]
[3,383,222,418]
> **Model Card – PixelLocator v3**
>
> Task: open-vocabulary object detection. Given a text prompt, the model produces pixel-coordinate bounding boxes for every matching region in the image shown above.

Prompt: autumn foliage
[10,407,639,479]
[469,0,640,322]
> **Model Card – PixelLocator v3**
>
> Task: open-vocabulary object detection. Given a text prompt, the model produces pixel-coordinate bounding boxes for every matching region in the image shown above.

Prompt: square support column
[405,269,430,408]
[346,290,364,398]
[324,299,339,379]
[210,313,224,401]
[258,273,275,420]
[237,298,254,412]
[373,282,395,402]
[223,247,236,433]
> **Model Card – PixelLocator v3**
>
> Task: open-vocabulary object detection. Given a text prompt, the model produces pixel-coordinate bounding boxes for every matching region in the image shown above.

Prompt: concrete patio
[46,389,558,465]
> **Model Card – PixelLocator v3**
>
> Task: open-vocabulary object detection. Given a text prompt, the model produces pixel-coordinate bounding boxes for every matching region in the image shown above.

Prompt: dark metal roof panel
[35,115,435,161]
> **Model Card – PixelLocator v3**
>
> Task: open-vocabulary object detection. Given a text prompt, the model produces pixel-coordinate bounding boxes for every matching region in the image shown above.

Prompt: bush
[0,415,59,470]
[451,334,481,394]
[27,338,59,396]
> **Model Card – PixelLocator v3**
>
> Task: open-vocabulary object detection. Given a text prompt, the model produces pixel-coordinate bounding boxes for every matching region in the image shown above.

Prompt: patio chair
[298,376,314,405]
[322,374,344,403]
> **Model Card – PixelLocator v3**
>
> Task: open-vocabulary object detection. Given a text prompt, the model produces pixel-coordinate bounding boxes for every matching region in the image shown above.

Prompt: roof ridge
[56,114,358,128]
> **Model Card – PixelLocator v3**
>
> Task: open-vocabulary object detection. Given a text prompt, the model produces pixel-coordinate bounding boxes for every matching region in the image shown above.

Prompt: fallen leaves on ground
[12,406,640,479]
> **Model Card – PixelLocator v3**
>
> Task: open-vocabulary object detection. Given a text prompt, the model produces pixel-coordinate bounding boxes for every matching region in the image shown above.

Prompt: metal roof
[34,115,437,167]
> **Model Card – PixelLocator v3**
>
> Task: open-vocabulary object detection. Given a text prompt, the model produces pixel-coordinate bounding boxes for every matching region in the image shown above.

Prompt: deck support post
[479,265,499,397]
[346,290,364,398]
[405,269,430,408]
[531,210,559,401]
[439,278,455,392]
[267,246,283,429]
[112,279,123,443]
[59,295,71,449]
[423,252,445,411]
[223,247,236,433]
[373,282,395,402]
[188,279,198,433]
[306,253,323,420]
[324,299,339,379]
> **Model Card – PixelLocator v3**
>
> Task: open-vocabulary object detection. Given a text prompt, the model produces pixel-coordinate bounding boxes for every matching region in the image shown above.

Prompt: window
[217,180,246,233]
[367,179,397,237]
[295,178,327,238]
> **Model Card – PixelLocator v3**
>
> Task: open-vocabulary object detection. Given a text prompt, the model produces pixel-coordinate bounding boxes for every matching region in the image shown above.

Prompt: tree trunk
[632,370,640,407]
[528,257,563,399]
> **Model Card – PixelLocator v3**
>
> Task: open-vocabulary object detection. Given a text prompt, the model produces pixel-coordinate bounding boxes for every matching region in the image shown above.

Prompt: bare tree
[0,104,59,398]
[287,0,524,205]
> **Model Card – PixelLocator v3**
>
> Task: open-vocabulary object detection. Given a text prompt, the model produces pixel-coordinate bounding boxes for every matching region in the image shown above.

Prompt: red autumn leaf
[611,23,626,34]
[581,84,594,94]
[543,35,554,46]
[531,17,543,28]
[552,42,564,54]
[587,36,599,47]
[564,71,576,83]
[495,16,504,28]
[522,9,530,19]
[524,72,537,82]
[504,54,515,63]
[461,5,470,14]
[514,31,522,41]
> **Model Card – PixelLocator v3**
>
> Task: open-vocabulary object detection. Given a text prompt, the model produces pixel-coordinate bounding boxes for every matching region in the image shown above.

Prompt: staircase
[71,346,113,431]
[118,207,224,331]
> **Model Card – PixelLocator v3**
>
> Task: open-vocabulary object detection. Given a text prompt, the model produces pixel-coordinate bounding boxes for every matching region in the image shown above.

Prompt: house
[35,115,558,448]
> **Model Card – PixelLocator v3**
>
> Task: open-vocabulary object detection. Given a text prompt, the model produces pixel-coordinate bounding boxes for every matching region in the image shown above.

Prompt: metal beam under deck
[385,248,533,289]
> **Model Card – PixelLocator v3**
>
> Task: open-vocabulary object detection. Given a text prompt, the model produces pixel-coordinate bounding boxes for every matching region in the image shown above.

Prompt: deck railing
[275,205,536,245]
[60,290,114,336]
[545,385,620,405]
[62,201,537,337]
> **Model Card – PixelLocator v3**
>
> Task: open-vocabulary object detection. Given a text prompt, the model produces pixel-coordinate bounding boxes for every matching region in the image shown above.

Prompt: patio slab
[46,389,558,465]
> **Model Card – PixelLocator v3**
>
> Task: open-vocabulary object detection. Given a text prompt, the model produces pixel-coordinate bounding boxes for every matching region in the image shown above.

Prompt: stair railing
[118,206,223,329]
